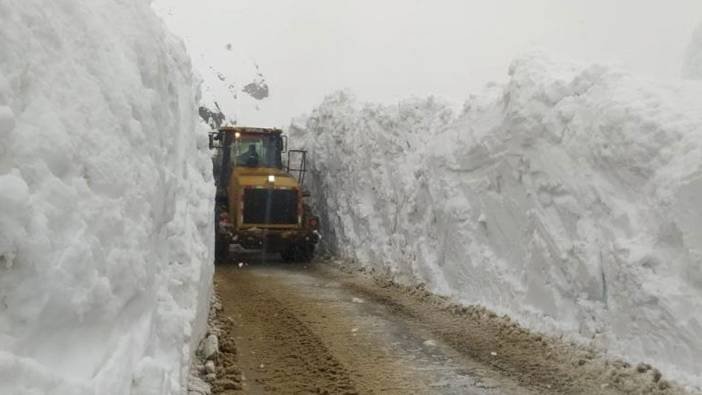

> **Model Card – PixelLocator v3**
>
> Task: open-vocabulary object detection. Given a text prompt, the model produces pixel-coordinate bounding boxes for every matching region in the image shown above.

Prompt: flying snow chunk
[242,79,269,100]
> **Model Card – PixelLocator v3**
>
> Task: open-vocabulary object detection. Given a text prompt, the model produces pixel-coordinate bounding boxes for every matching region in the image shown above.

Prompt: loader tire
[281,244,314,263]
[280,248,294,263]
[215,235,228,264]
[298,244,314,263]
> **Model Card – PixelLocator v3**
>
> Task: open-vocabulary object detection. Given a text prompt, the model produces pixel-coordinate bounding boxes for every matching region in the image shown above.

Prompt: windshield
[231,134,282,168]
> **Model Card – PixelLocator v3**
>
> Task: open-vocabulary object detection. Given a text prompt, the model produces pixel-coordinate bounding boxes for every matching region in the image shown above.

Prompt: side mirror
[282,135,288,153]
[208,131,222,149]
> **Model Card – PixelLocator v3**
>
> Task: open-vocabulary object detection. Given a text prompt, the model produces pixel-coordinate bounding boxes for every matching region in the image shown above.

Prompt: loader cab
[210,127,308,197]
[230,131,284,169]
[210,127,287,202]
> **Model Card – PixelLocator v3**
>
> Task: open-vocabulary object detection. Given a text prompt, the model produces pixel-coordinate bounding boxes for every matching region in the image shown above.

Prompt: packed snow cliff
[0,1,214,394]
[292,55,702,389]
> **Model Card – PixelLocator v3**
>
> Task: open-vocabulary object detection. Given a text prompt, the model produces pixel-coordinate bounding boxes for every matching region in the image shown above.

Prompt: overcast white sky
[154,0,702,127]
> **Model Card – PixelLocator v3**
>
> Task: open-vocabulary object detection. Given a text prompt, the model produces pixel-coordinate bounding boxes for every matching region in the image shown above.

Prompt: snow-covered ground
[292,54,702,389]
[0,1,214,394]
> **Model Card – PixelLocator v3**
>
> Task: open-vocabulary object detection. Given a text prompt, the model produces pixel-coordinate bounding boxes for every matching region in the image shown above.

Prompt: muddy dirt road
[214,261,680,395]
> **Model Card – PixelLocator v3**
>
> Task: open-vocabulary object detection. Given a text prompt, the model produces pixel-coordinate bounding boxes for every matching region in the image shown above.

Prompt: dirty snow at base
[292,53,702,390]
[0,0,214,394]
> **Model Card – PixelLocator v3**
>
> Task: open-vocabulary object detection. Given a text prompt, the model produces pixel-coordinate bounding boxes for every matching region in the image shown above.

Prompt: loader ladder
[286,150,307,186]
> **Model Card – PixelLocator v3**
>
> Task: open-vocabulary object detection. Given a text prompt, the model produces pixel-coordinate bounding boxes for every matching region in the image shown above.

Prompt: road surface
[212,260,677,395]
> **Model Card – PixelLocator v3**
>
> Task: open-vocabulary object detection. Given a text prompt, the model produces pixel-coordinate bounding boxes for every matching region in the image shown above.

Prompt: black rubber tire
[297,244,314,263]
[215,235,228,264]
[281,244,314,263]
[280,248,295,263]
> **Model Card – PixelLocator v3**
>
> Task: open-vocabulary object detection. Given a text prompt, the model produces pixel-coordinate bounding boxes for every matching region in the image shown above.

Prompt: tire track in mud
[214,262,685,395]
[216,267,357,394]
[215,263,532,395]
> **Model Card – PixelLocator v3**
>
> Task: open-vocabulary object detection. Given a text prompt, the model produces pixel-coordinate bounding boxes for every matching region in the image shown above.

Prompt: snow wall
[291,55,702,389]
[0,1,214,394]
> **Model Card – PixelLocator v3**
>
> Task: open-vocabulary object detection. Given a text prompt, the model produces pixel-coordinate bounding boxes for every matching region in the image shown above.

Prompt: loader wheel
[281,248,295,263]
[215,235,228,264]
[281,244,314,263]
[298,244,315,263]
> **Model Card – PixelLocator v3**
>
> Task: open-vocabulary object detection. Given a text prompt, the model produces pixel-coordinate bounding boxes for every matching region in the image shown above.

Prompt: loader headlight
[235,132,241,139]
[268,175,276,183]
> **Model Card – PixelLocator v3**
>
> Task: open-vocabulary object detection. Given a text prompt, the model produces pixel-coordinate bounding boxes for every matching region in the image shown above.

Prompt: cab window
[230,135,282,168]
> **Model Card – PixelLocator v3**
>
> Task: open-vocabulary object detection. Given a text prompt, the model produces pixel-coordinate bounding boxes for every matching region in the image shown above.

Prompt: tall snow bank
[292,55,702,389]
[684,22,702,79]
[0,1,214,394]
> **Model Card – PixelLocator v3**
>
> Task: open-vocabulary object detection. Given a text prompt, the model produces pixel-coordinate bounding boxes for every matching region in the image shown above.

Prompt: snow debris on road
[191,282,244,393]
[0,1,214,394]
[203,335,220,361]
[292,54,702,389]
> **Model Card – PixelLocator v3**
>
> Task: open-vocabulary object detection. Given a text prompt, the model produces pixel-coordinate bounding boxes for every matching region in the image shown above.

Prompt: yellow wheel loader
[209,127,320,263]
